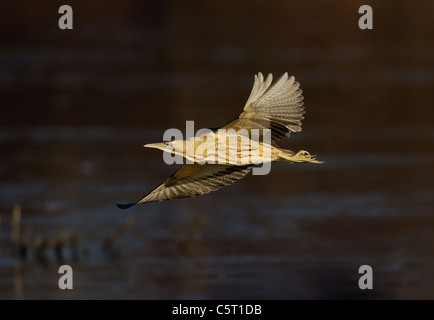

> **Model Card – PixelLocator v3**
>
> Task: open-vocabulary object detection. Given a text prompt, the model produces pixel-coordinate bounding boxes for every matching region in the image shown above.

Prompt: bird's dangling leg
[278,149,324,164]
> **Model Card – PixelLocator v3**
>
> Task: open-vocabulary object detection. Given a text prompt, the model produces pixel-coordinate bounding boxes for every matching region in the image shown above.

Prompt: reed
[102,216,135,253]
[11,204,21,248]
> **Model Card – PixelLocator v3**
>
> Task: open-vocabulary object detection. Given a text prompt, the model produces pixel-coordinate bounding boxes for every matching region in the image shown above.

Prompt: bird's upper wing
[221,72,305,143]
[117,164,252,208]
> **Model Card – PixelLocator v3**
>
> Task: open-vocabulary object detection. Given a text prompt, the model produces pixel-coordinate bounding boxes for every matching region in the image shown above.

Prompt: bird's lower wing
[117,164,252,208]
[222,72,305,143]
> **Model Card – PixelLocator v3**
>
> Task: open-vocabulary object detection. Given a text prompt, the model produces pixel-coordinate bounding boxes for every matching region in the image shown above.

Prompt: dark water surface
[1,0,433,299]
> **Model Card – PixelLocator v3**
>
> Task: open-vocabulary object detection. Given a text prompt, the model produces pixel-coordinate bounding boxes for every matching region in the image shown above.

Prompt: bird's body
[146,131,315,166]
[117,72,323,209]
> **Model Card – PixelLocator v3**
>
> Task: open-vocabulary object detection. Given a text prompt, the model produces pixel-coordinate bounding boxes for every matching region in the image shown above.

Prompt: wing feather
[222,72,305,143]
[117,164,252,208]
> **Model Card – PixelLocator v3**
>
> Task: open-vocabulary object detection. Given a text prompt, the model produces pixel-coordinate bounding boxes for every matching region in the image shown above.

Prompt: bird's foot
[293,150,324,164]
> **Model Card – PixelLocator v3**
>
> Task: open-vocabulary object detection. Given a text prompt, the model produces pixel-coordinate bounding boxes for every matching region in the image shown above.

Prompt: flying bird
[117,72,323,209]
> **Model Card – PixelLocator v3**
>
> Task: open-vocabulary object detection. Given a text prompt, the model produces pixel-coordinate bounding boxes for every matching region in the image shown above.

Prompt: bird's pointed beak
[144,142,168,151]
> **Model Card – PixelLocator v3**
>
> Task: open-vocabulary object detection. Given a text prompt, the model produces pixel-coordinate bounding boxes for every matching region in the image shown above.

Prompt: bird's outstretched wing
[222,72,305,143]
[117,164,252,208]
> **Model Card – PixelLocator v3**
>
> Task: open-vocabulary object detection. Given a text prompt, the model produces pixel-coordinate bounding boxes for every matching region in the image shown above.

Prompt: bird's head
[144,142,170,152]
[144,140,185,154]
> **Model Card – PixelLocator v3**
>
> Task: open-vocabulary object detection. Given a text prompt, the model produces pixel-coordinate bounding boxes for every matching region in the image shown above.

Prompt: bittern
[117,72,323,209]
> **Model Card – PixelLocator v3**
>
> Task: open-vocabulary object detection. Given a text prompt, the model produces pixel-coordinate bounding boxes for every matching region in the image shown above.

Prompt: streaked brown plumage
[117,72,322,209]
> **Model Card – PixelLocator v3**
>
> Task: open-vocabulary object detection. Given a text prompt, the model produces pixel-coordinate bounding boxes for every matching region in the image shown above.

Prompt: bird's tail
[278,149,324,164]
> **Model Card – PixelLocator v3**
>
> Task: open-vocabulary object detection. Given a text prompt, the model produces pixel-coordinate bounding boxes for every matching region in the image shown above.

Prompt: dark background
[0,0,433,299]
